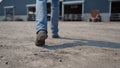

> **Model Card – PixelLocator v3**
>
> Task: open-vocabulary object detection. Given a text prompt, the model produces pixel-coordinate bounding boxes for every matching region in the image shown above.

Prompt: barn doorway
[4,6,14,21]
[110,1,120,21]
[64,4,82,21]
[62,1,84,21]
[27,5,36,21]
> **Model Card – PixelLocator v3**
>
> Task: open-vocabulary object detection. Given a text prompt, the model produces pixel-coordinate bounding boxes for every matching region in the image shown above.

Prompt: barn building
[0,0,120,21]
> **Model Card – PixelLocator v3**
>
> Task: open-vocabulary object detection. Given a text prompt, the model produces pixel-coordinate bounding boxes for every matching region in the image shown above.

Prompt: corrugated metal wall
[0,0,35,16]
[84,0,110,13]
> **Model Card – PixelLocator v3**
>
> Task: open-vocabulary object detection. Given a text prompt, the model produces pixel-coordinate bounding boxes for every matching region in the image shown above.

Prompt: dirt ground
[0,21,120,68]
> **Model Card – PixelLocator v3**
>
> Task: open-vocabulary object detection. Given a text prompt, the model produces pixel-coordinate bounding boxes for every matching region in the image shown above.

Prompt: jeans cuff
[36,29,48,34]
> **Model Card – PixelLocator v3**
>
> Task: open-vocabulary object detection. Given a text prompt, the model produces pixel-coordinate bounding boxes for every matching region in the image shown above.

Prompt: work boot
[35,30,48,46]
[52,34,60,38]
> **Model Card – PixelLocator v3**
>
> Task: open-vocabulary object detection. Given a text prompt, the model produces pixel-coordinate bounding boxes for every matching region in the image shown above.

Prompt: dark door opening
[64,4,82,21]
[4,7,14,21]
[27,6,35,21]
[110,1,120,21]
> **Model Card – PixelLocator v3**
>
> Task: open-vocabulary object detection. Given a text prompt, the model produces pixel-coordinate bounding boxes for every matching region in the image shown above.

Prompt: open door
[27,6,36,21]
[110,1,120,21]
[4,6,14,21]
[64,4,82,21]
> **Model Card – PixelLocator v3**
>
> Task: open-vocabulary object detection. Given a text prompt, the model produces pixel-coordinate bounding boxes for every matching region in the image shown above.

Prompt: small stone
[79,49,82,50]
[114,59,117,62]
[115,53,118,55]
[59,59,62,62]
[34,53,38,56]
[0,56,3,58]
[0,45,3,47]
[5,62,9,65]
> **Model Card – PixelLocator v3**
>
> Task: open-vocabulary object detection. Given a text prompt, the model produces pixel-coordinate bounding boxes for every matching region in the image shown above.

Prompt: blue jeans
[36,0,59,35]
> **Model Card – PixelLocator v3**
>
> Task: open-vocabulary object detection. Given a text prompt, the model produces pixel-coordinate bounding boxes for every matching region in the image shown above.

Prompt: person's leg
[35,0,48,46]
[51,0,60,37]
[36,0,47,32]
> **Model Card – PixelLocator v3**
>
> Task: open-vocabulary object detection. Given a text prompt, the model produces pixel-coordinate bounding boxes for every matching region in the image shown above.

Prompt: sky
[0,0,2,3]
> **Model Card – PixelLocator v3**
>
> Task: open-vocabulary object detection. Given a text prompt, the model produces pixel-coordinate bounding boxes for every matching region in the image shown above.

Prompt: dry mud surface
[0,21,120,68]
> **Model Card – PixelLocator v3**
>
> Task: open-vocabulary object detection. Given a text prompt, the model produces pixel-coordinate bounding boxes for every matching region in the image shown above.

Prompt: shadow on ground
[41,37,120,50]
